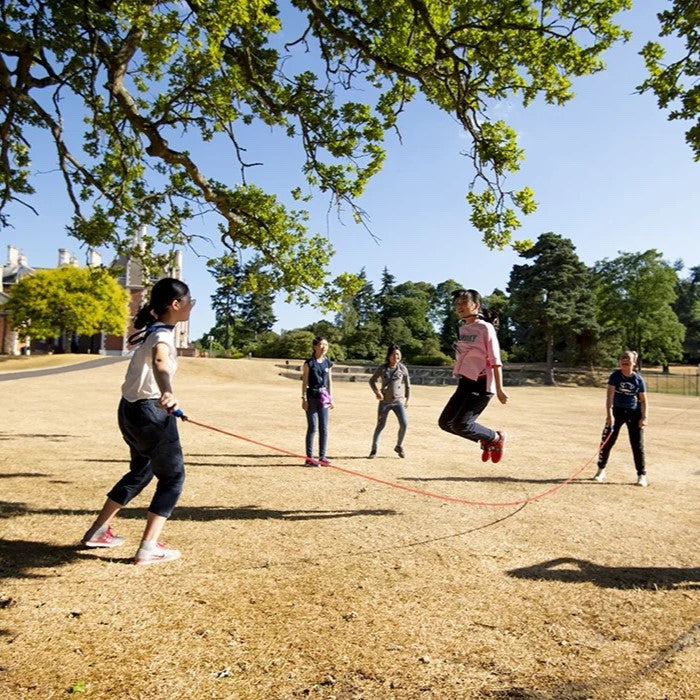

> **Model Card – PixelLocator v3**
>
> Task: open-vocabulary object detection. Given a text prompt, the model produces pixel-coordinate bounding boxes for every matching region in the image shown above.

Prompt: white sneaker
[636,474,648,488]
[593,468,606,483]
[134,542,181,565]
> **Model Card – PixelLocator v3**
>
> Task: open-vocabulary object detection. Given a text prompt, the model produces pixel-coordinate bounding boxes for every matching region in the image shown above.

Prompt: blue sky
[2,1,699,341]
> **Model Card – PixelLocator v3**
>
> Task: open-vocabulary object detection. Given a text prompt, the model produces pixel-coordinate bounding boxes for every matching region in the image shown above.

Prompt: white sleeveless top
[121,324,178,402]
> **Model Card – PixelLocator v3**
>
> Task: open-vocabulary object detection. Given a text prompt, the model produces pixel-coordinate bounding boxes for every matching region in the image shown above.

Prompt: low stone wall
[278,362,458,386]
[276,362,607,388]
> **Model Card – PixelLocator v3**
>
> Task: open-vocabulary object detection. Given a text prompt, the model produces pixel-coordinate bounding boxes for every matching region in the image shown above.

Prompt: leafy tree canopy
[593,249,685,366]
[673,265,700,361]
[508,232,597,382]
[639,0,700,159]
[1,0,630,306]
[5,266,129,341]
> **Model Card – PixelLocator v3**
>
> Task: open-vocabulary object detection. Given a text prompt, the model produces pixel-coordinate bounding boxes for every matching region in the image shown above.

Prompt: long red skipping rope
[174,410,616,508]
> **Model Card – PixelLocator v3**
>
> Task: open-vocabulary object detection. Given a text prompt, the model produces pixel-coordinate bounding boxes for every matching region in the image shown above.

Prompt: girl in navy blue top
[594,350,649,487]
[301,336,333,466]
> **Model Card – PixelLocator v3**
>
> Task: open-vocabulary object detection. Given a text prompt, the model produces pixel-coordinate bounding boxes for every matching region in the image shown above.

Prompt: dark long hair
[133,277,189,330]
[452,288,500,330]
[385,344,401,363]
[310,335,328,359]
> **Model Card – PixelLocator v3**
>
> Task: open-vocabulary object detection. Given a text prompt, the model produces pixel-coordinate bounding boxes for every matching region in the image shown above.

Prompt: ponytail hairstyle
[620,349,639,371]
[451,288,500,330]
[385,343,401,363]
[133,277,190,330]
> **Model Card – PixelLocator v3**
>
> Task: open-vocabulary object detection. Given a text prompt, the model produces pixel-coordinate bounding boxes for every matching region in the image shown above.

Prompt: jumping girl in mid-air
[438,288,509,462]
[593,350,649,487]
[81,277,195,564]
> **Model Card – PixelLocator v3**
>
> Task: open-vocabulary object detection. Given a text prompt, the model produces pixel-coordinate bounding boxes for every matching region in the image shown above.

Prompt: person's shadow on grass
[507,557,700,590]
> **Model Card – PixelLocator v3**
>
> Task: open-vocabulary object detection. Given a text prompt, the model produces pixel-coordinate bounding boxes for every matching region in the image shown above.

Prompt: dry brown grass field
[1,357,698,699]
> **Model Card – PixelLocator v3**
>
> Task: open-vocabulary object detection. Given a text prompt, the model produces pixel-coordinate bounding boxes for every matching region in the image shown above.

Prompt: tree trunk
[545,334,556,386]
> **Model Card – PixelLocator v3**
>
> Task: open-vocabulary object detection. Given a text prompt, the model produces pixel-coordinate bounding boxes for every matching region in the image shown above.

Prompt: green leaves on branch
[1,0,632,306]
[638,0,700,160]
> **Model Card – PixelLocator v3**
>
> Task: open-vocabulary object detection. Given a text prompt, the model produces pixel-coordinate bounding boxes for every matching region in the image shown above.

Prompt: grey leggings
[371,401,408,450]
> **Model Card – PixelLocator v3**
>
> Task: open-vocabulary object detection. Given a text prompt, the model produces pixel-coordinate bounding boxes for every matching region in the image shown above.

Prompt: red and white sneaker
[81,525,124,548]
[480,440,491,462]
[134,542,181,565]
[490,432,507,464]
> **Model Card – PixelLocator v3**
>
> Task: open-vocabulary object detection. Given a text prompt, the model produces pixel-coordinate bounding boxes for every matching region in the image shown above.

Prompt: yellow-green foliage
[6,267,129,342]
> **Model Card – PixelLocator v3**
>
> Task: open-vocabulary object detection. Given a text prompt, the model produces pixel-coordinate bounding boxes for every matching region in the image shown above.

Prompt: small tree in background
[6,266,128,351]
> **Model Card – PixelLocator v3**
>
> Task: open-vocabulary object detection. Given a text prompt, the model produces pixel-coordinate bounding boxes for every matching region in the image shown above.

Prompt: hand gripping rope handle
[169,408,622,508]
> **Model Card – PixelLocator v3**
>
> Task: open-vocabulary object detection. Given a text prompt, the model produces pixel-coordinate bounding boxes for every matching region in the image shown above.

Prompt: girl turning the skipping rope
[438,288,509,462]
[81,278,195,564]
[593,350,649,487]
[368,344,411,459]
[301,336,333,466]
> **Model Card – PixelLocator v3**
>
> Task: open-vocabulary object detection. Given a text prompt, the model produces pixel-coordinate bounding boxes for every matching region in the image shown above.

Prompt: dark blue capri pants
[108,398,185,518]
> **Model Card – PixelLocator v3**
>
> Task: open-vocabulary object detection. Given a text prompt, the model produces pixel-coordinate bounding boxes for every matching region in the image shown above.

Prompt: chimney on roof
[87,249,102,267]
[58,248,70,266]
[18,252,28,266]
[7,245,19,267]
[171,250,183,279]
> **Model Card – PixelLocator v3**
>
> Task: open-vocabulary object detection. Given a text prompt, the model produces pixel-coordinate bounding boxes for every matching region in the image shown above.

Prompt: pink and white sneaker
[81,525,124,548]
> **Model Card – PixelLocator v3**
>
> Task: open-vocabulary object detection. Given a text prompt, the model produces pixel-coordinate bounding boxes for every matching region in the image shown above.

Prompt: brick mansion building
[0,228,192,356]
